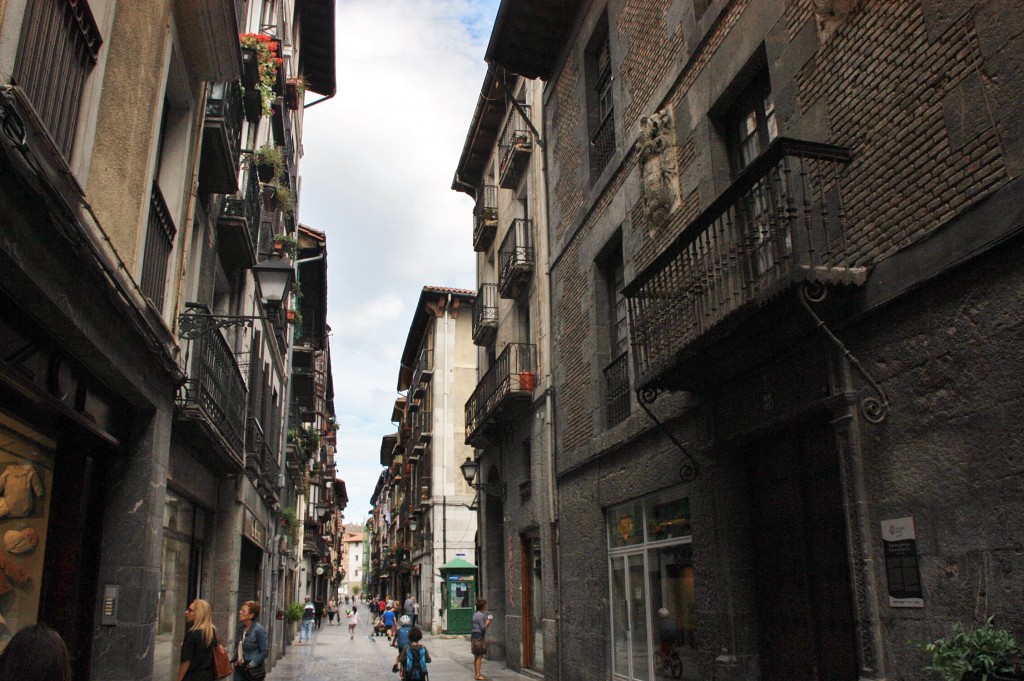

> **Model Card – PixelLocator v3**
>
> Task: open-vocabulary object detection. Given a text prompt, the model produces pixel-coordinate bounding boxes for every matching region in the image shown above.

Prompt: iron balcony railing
[472,283,498,346]
[498,106,533,188]
[465,343,536,446]
[603,351,631,428]
[413,409,433,447]
[199,81,244,194]
[473,185,499,252]
[498,219,534,299]
[623,137,860,393]
[141,182,176,310]
[416,347,434,384]
[179,305,247,456]
[218,163,263,268]
[13,0,102,159]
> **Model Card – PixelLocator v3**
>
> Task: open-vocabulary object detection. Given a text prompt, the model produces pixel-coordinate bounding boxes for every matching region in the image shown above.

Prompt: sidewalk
[266,610,531,681]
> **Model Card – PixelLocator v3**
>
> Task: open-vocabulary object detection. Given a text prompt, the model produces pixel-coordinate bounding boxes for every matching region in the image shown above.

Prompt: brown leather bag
[213,634,232,679]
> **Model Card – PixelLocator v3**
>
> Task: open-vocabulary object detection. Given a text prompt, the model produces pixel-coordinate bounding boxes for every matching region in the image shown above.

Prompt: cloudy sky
[299,0,501,522]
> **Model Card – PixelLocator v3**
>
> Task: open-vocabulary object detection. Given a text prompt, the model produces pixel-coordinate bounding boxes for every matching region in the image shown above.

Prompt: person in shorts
[470,599,492,680]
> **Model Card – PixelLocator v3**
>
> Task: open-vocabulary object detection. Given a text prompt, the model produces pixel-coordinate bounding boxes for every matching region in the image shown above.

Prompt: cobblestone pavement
[267,610,534,681]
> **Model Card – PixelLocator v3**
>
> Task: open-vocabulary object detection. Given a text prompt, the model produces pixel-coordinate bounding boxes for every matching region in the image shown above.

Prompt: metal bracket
[635,389,699,482]
[177,309,262,340]
[798,283,890,423]
[472,482,506,499]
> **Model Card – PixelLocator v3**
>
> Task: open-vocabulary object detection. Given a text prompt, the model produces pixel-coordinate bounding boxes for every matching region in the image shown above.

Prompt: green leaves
[918,617,1020,681]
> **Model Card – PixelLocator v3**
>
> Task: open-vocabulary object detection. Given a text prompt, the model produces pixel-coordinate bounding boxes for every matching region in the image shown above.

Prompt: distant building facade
[453,67,558,675]
[369,287,478,634]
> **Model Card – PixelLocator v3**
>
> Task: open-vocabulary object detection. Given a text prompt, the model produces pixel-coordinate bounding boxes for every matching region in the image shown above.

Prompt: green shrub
[917,617,1021,681]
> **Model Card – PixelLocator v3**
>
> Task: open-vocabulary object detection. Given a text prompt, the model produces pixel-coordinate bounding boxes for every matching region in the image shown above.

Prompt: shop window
[0,416,55,653]
[608,491,697,681]
[154,490,207,681]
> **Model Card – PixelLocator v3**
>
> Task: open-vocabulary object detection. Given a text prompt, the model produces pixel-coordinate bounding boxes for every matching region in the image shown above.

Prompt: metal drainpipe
[836,356,887,679]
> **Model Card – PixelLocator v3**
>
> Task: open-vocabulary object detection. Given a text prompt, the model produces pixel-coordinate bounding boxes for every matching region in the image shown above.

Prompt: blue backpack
[396,625,412,649]
[405,646,428,681]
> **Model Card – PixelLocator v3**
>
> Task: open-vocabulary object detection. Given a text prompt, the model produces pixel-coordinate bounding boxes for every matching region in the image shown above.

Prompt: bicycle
[658,642,683,679]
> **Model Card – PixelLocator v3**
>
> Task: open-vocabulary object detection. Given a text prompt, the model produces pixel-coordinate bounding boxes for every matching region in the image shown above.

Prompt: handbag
[242,663,267,681]
[212,635,232,679]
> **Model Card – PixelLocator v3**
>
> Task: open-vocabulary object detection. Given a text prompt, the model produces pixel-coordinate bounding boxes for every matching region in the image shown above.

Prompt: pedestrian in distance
[347,605,359,639]
[175,598,221,681]
[411,596,419,628]
[382,603,397,644]
[0,622,73,681]
[393,626,431,681]
[404,593,415,623]
[233,600,268,681]
[471,598,493,681]
[314,598,325,630]
[300,596,315,642]
[327,597,338,626]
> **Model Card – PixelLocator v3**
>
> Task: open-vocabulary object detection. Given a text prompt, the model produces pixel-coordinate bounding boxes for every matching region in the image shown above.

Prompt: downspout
[442,293,452,627]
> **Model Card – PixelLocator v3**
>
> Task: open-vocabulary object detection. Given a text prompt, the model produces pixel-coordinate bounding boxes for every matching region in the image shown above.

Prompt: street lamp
[177,252,295,339]
[314,502,329,519]
[459,457,505,498]
[409,515,418,532]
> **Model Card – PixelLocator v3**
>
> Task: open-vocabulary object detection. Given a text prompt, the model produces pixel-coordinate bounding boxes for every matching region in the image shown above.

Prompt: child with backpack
[393,626,430,681]
[393,615,413,650]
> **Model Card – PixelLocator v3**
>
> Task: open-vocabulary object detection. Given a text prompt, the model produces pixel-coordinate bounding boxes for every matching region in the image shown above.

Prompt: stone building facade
[482,1,1024,681]
[371,287,478,634]
[0,1,337,678]
[453,68,559,675]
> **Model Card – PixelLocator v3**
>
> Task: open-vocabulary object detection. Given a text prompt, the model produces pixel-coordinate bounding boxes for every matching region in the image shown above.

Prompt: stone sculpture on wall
[637,109,681,231]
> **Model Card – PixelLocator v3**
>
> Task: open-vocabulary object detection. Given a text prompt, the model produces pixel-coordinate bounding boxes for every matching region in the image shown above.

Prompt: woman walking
[233,601,269,680]
[471,599,493,681]
[327,598,338,626]
[347,605,359,639]
[177,598,219,681]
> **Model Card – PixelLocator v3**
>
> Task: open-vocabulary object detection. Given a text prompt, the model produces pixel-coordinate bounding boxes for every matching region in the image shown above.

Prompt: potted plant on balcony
[917,617,1024,680]
[272,233,299,258]
[239,33,282,118]
[273,181,295,216]
[285,74,306,110]
[286,308,301,325]
[252,144,283,182]
[519,369,536,392]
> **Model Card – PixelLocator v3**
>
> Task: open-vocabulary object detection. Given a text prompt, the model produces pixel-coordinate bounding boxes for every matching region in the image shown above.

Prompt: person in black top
[179,598,219,681]
[0,623,73,681]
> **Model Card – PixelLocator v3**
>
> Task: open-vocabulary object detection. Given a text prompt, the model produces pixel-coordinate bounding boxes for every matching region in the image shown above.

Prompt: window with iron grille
[13,0,103,160]
[586,15,615,181]
[599,238,630,428]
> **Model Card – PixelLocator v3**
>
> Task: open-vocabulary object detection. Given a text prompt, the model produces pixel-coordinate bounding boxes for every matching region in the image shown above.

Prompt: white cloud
[300,0,499,520]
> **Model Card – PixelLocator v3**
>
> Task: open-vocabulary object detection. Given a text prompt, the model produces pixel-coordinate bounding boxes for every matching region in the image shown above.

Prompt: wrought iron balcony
[465,343,536,447]
[415,347,433,387]
[473,283,498,346]
[623,138,865,395]
[498,219,534,299]
[217,164,262,269]
[199,81,244,194]
[175,304,248,470]
[473,185,499,252]
[498,106,533,189]
[413,409,433,449]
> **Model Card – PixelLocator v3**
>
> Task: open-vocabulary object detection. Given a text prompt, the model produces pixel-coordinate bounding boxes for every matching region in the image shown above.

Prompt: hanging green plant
[239,33,282,116]
[272,233,299,257]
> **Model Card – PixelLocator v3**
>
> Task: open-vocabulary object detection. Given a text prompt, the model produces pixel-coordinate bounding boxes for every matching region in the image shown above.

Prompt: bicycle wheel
[669,653,683,679]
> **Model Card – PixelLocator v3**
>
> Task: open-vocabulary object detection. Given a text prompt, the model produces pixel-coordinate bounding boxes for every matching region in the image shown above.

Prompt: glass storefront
[153,490,206,681]
[608,490,696,681]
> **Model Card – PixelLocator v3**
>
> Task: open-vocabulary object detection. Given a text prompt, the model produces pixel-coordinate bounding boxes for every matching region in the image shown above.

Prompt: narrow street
[268,611,531,681]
